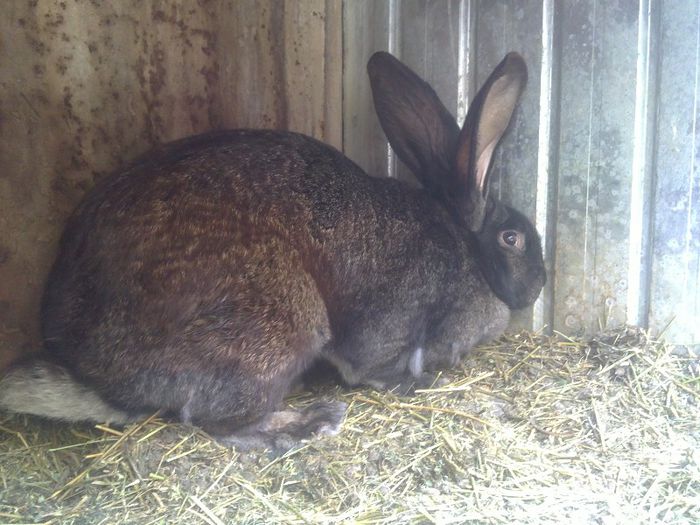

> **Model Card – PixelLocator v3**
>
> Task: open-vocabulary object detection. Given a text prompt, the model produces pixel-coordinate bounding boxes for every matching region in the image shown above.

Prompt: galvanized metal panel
[626,0,658,331]
[342,0,396,179]
[534,0,559,333]
[648,0,700,345]
[343,0,700,344]
[553,0,639,334]
[399,1,466,118]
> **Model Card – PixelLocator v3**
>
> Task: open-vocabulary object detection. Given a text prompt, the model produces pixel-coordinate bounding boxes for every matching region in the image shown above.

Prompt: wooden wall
[0,0,342,368]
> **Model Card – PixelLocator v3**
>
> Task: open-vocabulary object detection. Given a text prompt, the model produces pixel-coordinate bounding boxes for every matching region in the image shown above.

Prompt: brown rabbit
[0,52,545,450]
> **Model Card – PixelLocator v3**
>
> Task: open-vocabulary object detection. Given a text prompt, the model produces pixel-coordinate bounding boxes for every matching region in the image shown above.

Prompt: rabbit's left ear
[456,53,527,232]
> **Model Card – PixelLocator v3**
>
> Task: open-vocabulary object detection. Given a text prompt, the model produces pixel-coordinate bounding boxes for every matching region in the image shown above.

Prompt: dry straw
[1,327,698,524]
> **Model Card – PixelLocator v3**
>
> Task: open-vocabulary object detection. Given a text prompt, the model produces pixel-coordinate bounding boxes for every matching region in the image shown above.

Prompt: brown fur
[41,131,484,423]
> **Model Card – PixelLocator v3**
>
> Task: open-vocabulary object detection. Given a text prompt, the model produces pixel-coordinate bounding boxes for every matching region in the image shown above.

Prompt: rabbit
[0,51,545,451]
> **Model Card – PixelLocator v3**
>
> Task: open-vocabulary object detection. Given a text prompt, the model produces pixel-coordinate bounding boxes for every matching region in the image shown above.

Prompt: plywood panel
[0,1,220,368]
[214,0,341,144]
[0,1,342,367]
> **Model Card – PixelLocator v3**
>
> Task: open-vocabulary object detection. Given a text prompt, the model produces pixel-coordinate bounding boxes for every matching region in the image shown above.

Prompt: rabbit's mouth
[479,255,547,310]
[511,266,547,309]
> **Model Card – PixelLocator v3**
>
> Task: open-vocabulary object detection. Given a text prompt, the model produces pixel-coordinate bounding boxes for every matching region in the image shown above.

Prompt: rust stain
[149,42,167,96]
[0,245,11,265]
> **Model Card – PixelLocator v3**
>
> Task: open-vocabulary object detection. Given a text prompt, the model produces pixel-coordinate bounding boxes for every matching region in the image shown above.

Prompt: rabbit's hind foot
[212,400,347,454]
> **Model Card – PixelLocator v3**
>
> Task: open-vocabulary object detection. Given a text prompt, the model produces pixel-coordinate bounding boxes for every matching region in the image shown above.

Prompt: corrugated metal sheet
[343,0,700,345]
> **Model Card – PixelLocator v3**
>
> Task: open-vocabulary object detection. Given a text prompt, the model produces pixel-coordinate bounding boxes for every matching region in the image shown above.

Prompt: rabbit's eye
[499,230,525,250]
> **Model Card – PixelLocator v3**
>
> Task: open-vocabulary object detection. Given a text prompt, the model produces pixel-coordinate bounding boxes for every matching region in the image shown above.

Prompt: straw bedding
[1,327,698,524]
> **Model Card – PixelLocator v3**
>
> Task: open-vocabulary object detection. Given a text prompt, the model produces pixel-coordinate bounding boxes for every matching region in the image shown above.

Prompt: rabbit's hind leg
[168,334,346,452]
[185,263,345,451]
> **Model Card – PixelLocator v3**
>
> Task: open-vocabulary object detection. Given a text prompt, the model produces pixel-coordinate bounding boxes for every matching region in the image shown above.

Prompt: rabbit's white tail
[0,359,136,424]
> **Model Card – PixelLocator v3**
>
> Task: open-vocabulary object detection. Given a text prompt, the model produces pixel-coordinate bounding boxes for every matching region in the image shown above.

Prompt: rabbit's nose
[531,265,546,286]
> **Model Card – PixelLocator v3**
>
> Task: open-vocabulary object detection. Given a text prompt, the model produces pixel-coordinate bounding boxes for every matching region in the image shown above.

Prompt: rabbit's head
[368,51,546,311]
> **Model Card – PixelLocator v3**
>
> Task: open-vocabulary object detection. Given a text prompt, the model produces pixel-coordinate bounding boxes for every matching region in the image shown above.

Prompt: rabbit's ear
[367,52,459,194]
[456,52,527,232]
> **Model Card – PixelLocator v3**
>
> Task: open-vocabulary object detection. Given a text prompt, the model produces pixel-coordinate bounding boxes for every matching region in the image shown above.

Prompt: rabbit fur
[0,51,545,450]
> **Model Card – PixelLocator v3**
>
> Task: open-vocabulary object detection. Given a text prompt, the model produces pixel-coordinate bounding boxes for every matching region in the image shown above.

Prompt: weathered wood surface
[0,0,342,367]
